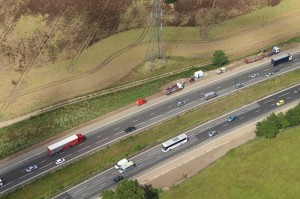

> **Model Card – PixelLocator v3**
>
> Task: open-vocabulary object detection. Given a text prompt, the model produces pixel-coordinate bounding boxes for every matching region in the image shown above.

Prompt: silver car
[208,130,217,137]
[265,72,274,77]
[250,73,260,79]
[26,164,38,172]
[177,100,186,107]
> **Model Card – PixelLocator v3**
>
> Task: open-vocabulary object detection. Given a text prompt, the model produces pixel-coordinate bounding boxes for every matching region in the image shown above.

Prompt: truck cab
[115,158,129,170]
[0,179,4,187]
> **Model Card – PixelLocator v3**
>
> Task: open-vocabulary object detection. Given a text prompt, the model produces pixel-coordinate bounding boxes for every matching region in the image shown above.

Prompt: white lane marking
[151,115,161,120]
[219,88,228,93]
[263,99,274,104]
[215,121,223,125]
[279,92,290,97]
[40,160,46,164]
[77,145,91,152]
[189,101,196,104]
[156,155,161,158]
[255,110,261,112]
[100,183,106,187]
[223,124,228,127]
[263,69,269,71]
[73,186,87,194]
[39,162,53,170]
[135,158,143,163]
[148,150,159,156]
[19,173,32,180]
[168,105,172,108]
[185,98,190,101]
[97,135,101,138]
[294,58,299,61]
[216,86,221,89]
[287,97,291,99]
[114,127,120,130]
[150,112,155,115]
[137,163,144,167]
[240,117,245,119]
[81,193,88,197]
[271,104,275,106]
[62,197,68,199]
[201,126,210,131]
[132,120,138,123]
[137,121,145,126]
[167,109,176,114]
[115,131,123,136]
[93,177,106,184]
[64,153,73,158]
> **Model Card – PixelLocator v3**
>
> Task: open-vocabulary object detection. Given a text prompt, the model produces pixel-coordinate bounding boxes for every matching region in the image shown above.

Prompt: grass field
[2,0,300,120]
[160,125,300,199]
[4,67,300,199]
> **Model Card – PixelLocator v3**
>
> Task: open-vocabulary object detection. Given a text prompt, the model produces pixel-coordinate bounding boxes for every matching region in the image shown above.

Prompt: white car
[26,164,38,172]
[250,73,260,79]
[177,100,186,107]
[265,72,274,77]
[208,130,217,137]
[56,158,65,165]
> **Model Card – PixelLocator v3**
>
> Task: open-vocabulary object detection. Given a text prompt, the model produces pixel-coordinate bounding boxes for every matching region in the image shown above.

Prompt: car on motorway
[265,72,274,77]
[124,126,136,133]
[177,100,186,107]
[208,130,217,137]
[276,100,285,106]
[26,164,38,173]
[250,73,260,79]
[113,176,124,183]
[56,158,65,165]
[228,115,237,121]
[294,87,300,94]
[234,83,244,89]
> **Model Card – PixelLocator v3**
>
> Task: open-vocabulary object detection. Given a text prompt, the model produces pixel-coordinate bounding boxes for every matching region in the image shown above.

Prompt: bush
[212,50,229,67]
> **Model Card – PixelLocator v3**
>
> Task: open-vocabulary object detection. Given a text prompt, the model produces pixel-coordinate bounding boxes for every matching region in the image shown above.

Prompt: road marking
[40,160,46,164]
[185,98,190,101]
[93,177,106,184]
[132,120,138,123]
[77,145,91,152]
[39,162,53,170]
[219,88,228,93]
[263,69,269,71]
[150,112,155,115]
[100,183,106,187]
[73,186,87,194]
[201,126,210,131]
[97,135,101,138]
[271,104,275,106]
[216,86,221,89]
[62,197,68,199]
[167,109,176,114]
[240,117,245,119]
[287,97,291,99]
[279,92,290,97]
[263,99,274,104]
[64,153,73,158]
[168,105,172,108]
[81,193,88,197]
[156,155,161,158]
[137,163,144,167]
[148,150,159,156]
[189,101,196,104]
[114,127,120,130]
[135,158,143,163]
[215,121,223,125]
[255,109,261,112]
[137,121,145,126]
[151,115,161,120]
[112,170,118,174]
[223,124,228,127]
[19,173,32,180]
[115,131,123,136]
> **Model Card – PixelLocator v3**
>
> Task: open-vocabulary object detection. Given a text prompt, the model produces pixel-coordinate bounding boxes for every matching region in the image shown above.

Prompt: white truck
[216,67,227,74]
[114,158,129,170]
[0,178,4,187]
[118,160,135,173]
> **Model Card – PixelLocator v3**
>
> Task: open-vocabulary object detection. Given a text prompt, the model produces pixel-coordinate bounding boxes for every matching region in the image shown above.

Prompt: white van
[204,92,218,100]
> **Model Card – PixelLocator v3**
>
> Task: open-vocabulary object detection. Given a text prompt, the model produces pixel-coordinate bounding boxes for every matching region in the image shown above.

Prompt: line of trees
[256,103,300,138]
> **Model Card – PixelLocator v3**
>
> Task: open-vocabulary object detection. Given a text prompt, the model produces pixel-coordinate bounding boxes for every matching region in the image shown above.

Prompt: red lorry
[47,134,85,155]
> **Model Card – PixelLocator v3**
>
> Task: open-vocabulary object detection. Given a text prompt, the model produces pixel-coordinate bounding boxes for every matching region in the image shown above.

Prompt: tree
[101,179,148,199]
[212,50,229,67]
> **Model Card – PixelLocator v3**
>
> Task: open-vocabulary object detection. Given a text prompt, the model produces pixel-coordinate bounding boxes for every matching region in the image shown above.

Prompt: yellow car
[276,100,285,106]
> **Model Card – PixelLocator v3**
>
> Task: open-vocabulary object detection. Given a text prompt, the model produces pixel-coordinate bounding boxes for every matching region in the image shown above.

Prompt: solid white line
[73,186,87,194]
[40,160,46,164]
[77,145,91,152]
[93,177,106,184]
[39,163,53,170]
[279,92,290,97]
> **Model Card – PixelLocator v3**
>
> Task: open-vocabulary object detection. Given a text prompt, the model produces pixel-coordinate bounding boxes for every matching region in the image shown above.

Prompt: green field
[160,125,300,199]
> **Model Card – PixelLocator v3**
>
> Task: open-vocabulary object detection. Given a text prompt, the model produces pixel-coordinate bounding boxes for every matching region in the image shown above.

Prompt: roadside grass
[160,125,300,199]
[4,68,300,199]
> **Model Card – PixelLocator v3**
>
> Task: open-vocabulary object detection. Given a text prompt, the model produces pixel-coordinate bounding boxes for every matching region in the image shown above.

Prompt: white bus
[161,133,189,152]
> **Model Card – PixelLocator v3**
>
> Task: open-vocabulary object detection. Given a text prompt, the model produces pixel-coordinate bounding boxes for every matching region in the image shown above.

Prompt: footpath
[1,44,300,193]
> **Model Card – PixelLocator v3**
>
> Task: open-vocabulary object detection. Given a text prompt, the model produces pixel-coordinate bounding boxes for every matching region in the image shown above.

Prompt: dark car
[124,126,136,133]
[294,87,300,94]
[113,176,124,183]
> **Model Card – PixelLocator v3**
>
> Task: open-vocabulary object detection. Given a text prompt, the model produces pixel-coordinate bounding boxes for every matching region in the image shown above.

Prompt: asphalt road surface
[55,84,300,199]
[0,54,300,196]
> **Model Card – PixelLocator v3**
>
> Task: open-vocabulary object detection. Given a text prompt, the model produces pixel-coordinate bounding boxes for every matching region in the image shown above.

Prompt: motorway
[55,85,300,199]
[0,53,300,196]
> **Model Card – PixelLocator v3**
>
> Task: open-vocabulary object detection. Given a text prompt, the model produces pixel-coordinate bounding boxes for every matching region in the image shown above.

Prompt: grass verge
[3,67,300,199]
[160,125,300,199]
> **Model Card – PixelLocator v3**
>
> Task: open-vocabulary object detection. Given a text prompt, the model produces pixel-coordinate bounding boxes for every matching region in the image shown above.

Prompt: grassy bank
[4,67,300,199]
[160,125,300,199]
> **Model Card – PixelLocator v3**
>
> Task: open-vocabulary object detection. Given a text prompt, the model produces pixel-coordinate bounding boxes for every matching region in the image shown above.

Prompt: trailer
[244,53,265,64]
[47,134,85,155]
[163,82,184,95]
[271,54,292,66]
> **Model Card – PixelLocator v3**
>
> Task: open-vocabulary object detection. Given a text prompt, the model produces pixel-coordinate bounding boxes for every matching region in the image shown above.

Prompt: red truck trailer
[47,134,85,155]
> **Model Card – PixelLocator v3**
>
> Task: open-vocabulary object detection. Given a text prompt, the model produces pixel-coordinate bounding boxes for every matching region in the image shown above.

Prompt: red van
[136,99,147,106]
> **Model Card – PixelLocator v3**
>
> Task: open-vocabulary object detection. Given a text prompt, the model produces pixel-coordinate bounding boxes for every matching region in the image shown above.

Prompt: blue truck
[271,54,293,66]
